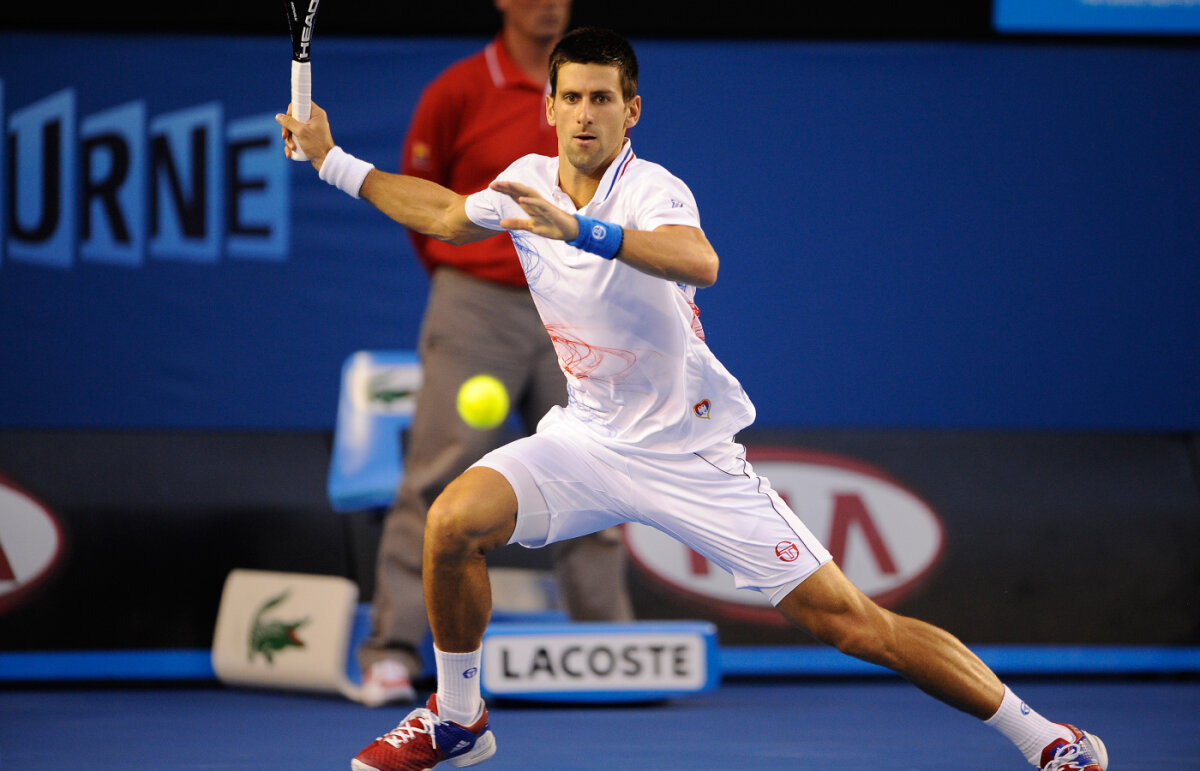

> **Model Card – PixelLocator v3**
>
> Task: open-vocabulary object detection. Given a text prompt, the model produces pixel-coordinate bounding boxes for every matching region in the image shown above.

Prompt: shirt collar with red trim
[551,139,637,211]
[595,140,636,205]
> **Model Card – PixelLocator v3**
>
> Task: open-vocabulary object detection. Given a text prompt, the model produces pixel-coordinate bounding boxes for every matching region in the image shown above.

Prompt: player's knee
[425,493,484,558]
[425,471,517,559]
[829,622,888,663]
[822,608,901,667]
[791,592,898,666]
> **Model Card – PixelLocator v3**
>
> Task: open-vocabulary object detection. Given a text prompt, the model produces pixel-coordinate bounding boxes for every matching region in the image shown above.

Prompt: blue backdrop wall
[1,34,1198,431]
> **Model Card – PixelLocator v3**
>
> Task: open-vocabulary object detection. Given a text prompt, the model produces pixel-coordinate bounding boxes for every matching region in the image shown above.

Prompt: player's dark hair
[549,27,639,101]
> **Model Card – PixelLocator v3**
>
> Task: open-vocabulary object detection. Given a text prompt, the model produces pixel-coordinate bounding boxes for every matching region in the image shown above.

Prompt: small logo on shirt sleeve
[410,141,433,170]
[693,399,711,419]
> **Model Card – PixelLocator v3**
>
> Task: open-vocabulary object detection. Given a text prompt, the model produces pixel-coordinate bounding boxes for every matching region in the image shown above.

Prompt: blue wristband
[567,214,623,260]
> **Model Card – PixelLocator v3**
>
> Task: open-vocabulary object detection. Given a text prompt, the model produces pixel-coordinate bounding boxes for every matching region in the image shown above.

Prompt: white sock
[984,685,1074,767]
[434,646,483,727]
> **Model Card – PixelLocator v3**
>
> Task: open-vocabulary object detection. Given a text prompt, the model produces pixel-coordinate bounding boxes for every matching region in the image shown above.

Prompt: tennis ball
[456,374,509,430]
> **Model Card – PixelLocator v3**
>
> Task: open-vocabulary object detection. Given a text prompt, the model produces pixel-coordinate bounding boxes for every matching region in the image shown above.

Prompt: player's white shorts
[473,407,832,606]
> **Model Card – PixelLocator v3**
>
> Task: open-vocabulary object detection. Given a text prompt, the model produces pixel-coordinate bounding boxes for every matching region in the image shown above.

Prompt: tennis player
[356,0,635,712]
[278,26,1108,771]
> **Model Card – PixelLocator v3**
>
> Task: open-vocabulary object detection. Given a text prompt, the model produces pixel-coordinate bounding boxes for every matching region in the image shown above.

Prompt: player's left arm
[612,225,718,288]
[491,180,719,288]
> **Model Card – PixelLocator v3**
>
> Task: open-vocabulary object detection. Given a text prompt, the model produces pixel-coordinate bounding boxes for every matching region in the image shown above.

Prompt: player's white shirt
[464,140,755,454]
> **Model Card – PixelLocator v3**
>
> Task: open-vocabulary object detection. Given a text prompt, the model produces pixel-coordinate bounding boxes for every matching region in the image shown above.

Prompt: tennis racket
[284,0,322,161]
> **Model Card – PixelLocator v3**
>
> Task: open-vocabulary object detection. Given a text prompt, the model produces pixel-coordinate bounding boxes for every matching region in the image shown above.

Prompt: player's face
[547,63,641,177]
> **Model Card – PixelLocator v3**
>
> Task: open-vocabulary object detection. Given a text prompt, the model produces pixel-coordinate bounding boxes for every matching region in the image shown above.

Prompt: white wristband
[318,146,374,199]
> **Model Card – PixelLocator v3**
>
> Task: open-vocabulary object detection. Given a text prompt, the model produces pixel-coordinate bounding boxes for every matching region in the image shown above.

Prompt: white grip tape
[290,60,312,161]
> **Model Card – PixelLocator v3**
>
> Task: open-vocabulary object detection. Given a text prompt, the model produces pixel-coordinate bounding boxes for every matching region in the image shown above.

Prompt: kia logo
[623,447,944,625]
[0,475,66,615]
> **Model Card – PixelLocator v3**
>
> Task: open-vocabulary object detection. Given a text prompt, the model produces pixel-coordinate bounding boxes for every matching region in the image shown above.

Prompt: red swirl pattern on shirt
[545,324,638,382]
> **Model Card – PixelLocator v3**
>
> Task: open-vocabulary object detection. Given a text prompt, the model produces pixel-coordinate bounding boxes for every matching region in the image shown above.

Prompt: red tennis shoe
[351,694,495,771]
[1040,724,1108,771]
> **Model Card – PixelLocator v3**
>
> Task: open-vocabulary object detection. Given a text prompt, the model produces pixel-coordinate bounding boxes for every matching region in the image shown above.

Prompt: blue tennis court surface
[3,676,1196,769]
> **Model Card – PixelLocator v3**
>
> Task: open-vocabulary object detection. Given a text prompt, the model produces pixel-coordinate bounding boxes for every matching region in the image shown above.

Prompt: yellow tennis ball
[456,374,509,430]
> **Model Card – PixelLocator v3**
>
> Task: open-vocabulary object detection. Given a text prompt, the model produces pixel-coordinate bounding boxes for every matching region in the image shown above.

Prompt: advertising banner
[1,429,1197,651]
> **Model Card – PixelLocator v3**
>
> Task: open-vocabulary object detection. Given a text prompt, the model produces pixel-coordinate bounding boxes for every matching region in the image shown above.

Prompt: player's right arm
[359,171,491,245]
[276,102,492,246]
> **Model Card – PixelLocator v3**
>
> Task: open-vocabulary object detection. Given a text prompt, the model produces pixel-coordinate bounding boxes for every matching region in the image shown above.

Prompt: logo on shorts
[775,541,800,562]
[693,399,711,419]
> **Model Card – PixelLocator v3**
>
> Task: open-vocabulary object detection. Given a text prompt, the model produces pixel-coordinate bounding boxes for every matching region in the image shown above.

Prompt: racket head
[284,0,321,63]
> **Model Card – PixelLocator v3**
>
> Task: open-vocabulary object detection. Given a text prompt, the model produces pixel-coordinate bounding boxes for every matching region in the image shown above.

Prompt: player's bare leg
[776,562,1107,769]
[422,467,519,652]
[352,468,516,771]
[777,560,1004,718]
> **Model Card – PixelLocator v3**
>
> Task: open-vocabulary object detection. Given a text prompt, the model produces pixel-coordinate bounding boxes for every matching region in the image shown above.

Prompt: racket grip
[290,59,312,161]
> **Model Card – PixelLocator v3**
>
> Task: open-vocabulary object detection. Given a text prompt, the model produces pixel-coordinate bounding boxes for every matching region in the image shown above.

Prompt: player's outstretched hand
[275,102,335,169]
[491,180,580,242]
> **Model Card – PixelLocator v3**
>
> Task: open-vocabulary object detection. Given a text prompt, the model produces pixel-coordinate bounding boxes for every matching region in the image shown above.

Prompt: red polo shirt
[402,34,559,287]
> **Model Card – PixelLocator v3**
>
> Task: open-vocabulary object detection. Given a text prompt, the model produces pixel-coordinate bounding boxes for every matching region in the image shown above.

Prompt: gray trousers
[358,268,634,677]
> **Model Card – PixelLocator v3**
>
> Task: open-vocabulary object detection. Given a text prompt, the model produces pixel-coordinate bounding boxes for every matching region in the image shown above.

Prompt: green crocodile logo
[248,589,310,664]
[367,372,416,405]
